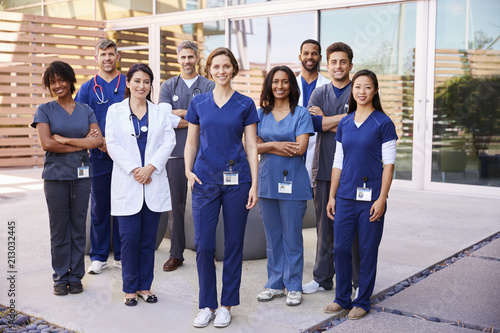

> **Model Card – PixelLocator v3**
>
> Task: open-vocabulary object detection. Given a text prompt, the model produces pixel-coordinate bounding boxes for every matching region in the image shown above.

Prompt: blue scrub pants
[89,165,121,262]
[258,198,306,292]
[116,202,161,293]
[192,182,251,310]
[333,197,385,312]
[44,178,91,285]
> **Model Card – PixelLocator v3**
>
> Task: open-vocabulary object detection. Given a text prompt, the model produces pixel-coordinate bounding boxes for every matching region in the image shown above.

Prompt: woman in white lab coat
[106,63,175,306]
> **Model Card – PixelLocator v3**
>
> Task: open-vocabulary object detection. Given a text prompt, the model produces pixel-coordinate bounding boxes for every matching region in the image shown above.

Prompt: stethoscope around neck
[129,99,148,139]
[172,75,201,102]
[93,74,121,104]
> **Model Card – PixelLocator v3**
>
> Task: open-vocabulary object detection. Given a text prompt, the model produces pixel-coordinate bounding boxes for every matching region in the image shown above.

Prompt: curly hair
[42,61,76,96]
[260,66,300,115]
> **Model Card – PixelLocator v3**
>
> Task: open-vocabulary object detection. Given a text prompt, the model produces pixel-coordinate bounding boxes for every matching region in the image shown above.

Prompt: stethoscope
[93,74,121,104]
[172,75,202,102]
[129,99,148,139]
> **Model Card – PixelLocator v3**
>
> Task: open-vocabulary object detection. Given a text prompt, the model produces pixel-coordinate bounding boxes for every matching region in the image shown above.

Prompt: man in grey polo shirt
[302,42,360,296]
[159,41,215,272]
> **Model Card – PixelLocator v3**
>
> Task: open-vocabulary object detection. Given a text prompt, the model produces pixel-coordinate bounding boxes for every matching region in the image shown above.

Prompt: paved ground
[0,168,499,333]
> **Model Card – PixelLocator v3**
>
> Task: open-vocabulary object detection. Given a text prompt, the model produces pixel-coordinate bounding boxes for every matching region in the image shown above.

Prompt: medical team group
[32,37,397,328]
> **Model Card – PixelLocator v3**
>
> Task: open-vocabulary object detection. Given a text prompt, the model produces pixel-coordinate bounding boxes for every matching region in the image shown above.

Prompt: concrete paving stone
[472,238,500,260]
[326,311,475,333]
[377,257,500,330]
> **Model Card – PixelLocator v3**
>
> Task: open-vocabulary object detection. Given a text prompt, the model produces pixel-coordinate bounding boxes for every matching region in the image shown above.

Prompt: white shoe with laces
[286,291,302,306]
[257,288,285,301]
[302,280,325,294]
[88,260,107,274]
[214,307,231,328]
[193,307,215,328]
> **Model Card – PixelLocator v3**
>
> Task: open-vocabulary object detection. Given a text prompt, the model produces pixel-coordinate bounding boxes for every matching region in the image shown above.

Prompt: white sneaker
[286,291,302,306]
[257,288,285,302]
[88,260,107,274]
[193,307,215,328]
[113,260,122,269]
[302,280,325,294]
[214,307,231,328]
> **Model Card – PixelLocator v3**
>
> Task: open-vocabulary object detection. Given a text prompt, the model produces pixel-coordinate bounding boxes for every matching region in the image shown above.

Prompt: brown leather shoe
[323,302,347,314]
[163,258,183,271]
[348,306,368,320]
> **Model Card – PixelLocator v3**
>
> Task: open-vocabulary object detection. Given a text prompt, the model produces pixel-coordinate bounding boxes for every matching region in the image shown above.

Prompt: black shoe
[69,282,83,294]
[137,291,158,303]
[54,283,68,296]
[124,296,138,306]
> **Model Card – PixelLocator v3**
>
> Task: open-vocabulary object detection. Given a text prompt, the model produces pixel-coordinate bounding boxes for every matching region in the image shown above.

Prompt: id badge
[223,171,239,185]
[77,166,90,178]
[356,187,372,201]
[278,181,292,194]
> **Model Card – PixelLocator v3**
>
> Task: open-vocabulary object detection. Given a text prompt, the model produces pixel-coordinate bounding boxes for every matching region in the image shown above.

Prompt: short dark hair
[326,42,353,64]
[96,38,118,55]
[206,47,239,79]
[348,69,384,114]
[42,61,76,96]
[125,63,154,102]
[300,39,321,55]
[260,66,300,115]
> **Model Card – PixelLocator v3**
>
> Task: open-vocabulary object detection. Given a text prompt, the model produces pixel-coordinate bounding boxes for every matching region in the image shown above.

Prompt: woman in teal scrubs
[255,66,314,307]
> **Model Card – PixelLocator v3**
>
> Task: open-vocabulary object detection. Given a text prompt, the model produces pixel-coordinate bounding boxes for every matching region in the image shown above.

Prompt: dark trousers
[333,198,385,312]
[44,178,91,285]
[166,158,188,261]
[313,180,360,289]
[192,182,250,310]
[116,202,161,293]
[89,170,121,261]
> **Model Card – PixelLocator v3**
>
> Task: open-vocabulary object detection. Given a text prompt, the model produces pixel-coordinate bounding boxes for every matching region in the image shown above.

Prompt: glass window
[157,0,223,14]
[114,28,150,75]
[230,13,316,103]
[45,1,93,19]
[321,3,417,181]
[96,0,152,20]
[432,0,500,186]
[159,21,225,83]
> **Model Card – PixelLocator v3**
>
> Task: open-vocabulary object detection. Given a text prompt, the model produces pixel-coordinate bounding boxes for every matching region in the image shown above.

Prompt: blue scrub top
[257,106,314,200]
[75,74,127,168]
[185,91,259,185]
[132,110,149,166]
[335,111,398,201]
[31,101,97,180]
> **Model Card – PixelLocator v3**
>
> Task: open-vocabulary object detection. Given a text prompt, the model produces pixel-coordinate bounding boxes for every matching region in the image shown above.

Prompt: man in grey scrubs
[302,42,360,296]
[159,41,215,272]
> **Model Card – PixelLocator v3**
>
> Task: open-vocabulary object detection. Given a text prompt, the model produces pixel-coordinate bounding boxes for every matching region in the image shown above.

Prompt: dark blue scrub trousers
[44,178,91,285]
[333,197,385,312]
[192,182,251,310]
[116,202,161,293]
[259,198,306,292]
[89,163,121,262]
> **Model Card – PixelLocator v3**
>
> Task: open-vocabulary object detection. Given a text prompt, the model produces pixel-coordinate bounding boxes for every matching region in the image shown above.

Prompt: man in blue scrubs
[295,39,331,187]
[75,39,126,274]
[302,42,360,294]
[159,41,215,272]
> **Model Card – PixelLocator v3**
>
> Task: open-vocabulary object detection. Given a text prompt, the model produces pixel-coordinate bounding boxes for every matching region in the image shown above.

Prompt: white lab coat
[296,73,331,187]
[106,98,176,216]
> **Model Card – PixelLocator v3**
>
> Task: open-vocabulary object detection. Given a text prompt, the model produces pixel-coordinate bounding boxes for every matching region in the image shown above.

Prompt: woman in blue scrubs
[255,66,314,306]
[324,69,398,319]
[31,61,103,296]
[105,63,175,306]
[184,47,259,328]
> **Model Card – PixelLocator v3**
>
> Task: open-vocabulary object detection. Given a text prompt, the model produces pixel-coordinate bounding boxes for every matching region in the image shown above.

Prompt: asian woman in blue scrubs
[184,47,259,328]
[31,61,103,296]
[324,70,398,319]
[255,66,314,306]
[105,63,175,306]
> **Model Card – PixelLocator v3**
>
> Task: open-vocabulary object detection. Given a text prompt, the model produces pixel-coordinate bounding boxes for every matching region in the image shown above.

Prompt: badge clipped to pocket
[77,157,90,178]
[223,159,239,186]
[356,176,371,201]
[278,170,292,194]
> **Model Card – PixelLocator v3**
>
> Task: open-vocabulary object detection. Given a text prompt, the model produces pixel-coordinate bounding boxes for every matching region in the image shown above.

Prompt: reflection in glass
[321,3,417,181]
[95,0,152,20]
[433,0,500,186]
[159,21,225,84]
